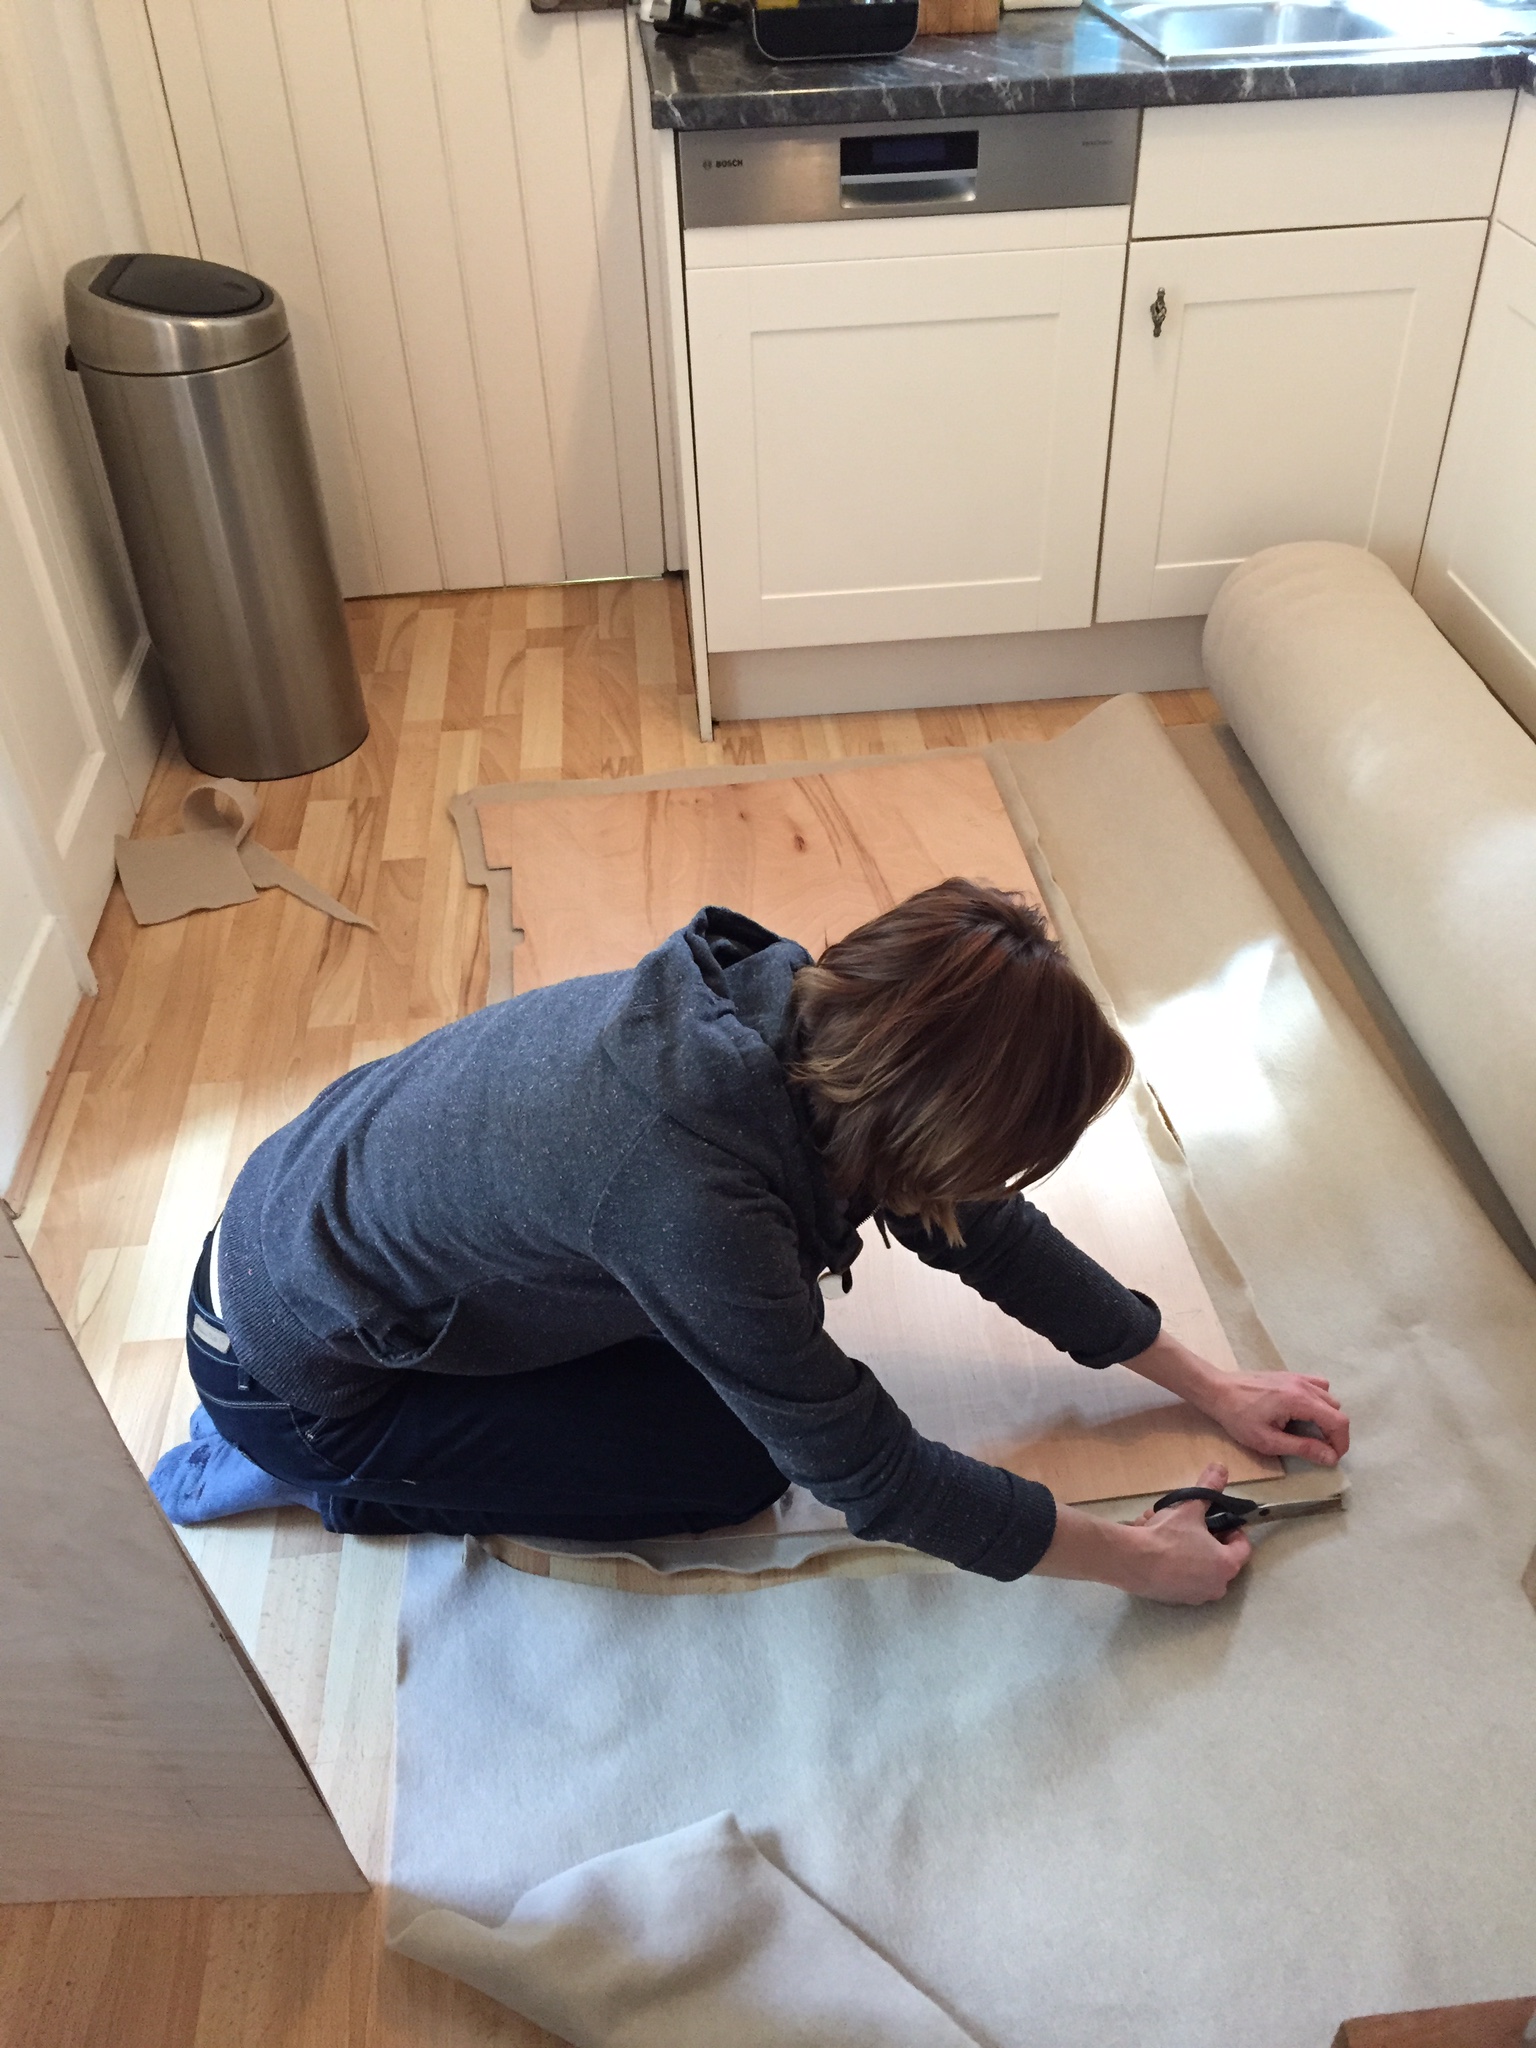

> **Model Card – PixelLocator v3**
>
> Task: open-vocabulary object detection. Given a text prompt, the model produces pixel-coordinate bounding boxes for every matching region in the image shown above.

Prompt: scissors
[1152,1416,1344,1534]
[1149,1486,1343,1536]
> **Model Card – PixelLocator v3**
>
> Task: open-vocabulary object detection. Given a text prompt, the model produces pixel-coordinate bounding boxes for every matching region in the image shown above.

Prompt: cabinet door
[1415,224,1536,739]
[0,51,140,1175]
[687,244,1124,653]
[1097,221,1486,623]
[1495,91,1536,247]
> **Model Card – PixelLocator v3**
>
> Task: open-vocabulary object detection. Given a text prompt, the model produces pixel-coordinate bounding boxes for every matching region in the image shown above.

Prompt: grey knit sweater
[217,908,1161,1579]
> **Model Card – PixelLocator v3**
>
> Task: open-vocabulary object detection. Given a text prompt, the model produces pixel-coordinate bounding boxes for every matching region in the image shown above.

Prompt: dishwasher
[676,111,1138,658]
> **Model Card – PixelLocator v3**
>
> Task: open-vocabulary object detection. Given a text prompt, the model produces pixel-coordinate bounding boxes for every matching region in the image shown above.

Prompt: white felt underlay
[393,1812,978,2048]
[391,696,1536,2048]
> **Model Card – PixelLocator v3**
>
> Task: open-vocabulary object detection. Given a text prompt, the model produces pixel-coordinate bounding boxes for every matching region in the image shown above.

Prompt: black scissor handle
[1151,1486,1260,1535]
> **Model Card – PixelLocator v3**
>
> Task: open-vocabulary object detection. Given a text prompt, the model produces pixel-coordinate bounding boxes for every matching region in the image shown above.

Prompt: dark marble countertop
[641,9,1532,128]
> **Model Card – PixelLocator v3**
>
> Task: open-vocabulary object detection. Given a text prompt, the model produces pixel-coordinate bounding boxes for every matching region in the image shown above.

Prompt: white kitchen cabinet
[686,225,1125,653]
[1415,222,1536,738]
[1097,220,1486,623]
[1494,89,1536,246]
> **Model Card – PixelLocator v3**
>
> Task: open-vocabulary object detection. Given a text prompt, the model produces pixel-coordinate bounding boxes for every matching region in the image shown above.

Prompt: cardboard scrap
[114,779,375,930]
[449,789,519,1005]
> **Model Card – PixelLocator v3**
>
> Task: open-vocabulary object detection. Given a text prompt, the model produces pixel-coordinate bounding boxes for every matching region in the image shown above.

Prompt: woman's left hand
[1201,1370,1349,1468]
[1124,1330,1350,1468]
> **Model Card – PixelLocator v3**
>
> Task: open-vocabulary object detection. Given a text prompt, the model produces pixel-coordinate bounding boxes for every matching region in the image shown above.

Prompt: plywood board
[0,1212,363,1901]
[1333,1997,1536,2048]
[491,754,1279,1506]
[484,754,1044,987]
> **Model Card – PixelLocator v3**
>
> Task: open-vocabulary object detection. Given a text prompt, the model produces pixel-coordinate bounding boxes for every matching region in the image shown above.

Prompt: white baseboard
[707,616,1208,722]
[1413,570,1536,743]
[112,631,150,720]
[112,634,171,805]
[0,916,80,1191]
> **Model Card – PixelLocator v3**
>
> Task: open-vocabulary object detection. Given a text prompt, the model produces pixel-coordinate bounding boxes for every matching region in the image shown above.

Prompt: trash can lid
[95,253,269,319]
[63,253,288,376]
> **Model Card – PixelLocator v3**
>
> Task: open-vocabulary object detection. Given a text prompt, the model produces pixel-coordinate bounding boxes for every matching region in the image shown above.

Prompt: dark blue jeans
[186,1235,788,1538]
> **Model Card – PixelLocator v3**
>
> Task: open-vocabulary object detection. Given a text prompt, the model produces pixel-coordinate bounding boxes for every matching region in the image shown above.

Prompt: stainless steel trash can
[64,252,367,781]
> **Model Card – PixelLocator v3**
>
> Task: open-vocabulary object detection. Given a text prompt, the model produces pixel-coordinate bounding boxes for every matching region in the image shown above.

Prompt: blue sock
[150,1404,324,1525]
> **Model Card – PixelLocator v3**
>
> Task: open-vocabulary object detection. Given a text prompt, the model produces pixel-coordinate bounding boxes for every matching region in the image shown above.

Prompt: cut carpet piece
[452,751,1284,1592]
[115,777,375,929]
[393,698,1536,2048]
[393,1811,981,2048]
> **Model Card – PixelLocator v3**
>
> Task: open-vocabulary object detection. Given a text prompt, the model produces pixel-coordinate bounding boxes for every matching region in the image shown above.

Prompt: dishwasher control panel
[678,110,1138,228]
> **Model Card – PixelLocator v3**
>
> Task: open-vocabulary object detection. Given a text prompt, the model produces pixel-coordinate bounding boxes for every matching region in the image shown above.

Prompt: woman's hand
[1200,1368,1348,1467]
[1036,1461,1250,1604]
[1122,1461,1253,1604]
[1124,1329,1350,1468]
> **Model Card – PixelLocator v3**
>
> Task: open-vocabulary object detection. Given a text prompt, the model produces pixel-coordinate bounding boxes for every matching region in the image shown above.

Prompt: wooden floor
[3,575,1217,2047]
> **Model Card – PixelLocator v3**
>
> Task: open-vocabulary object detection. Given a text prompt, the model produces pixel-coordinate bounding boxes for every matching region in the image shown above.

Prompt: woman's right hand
[1116,1460,1252,1605]
[1035,1460,1252,1603]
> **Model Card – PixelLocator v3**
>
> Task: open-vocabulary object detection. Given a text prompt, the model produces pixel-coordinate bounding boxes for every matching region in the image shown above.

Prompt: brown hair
[787,878,1133,1242]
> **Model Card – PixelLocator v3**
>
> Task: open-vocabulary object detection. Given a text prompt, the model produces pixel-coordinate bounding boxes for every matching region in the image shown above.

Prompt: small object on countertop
[750,0,920,59]
[653,0,740,37]
[918,0,1001,33]
[1151,1486,1346,1536]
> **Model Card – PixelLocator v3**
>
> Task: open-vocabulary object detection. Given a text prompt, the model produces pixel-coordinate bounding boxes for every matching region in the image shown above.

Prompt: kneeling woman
[155,879,1347,1604]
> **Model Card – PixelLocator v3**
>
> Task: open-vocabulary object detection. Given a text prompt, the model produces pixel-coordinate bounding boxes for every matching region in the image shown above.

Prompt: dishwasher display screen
[840,131,979,178]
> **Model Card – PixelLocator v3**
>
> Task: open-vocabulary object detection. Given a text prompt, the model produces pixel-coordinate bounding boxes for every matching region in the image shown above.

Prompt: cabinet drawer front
[1416,223,1536,737]
[685,207,1131,268]
[1097,220,1486,624]
[1134,94,1513,239]
[688,244,1125,652]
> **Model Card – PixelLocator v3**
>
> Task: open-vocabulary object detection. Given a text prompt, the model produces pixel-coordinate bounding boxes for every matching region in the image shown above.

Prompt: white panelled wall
[99,0,666,597]
[0,0,163,1184]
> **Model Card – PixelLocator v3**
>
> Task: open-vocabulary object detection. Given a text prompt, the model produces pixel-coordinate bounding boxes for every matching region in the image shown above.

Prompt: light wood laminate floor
[3,577,1217,2047]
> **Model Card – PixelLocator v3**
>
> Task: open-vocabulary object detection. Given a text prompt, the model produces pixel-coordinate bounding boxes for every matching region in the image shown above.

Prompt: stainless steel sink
[1087,0,1536,59]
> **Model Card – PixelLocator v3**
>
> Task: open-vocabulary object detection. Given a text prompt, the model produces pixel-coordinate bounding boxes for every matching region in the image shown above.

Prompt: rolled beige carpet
[1203,542,1536,1250]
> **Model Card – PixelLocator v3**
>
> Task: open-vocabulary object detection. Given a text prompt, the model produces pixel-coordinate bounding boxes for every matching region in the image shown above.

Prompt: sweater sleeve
[589,1123,1057,1581]
[883,1198,1161,1367]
